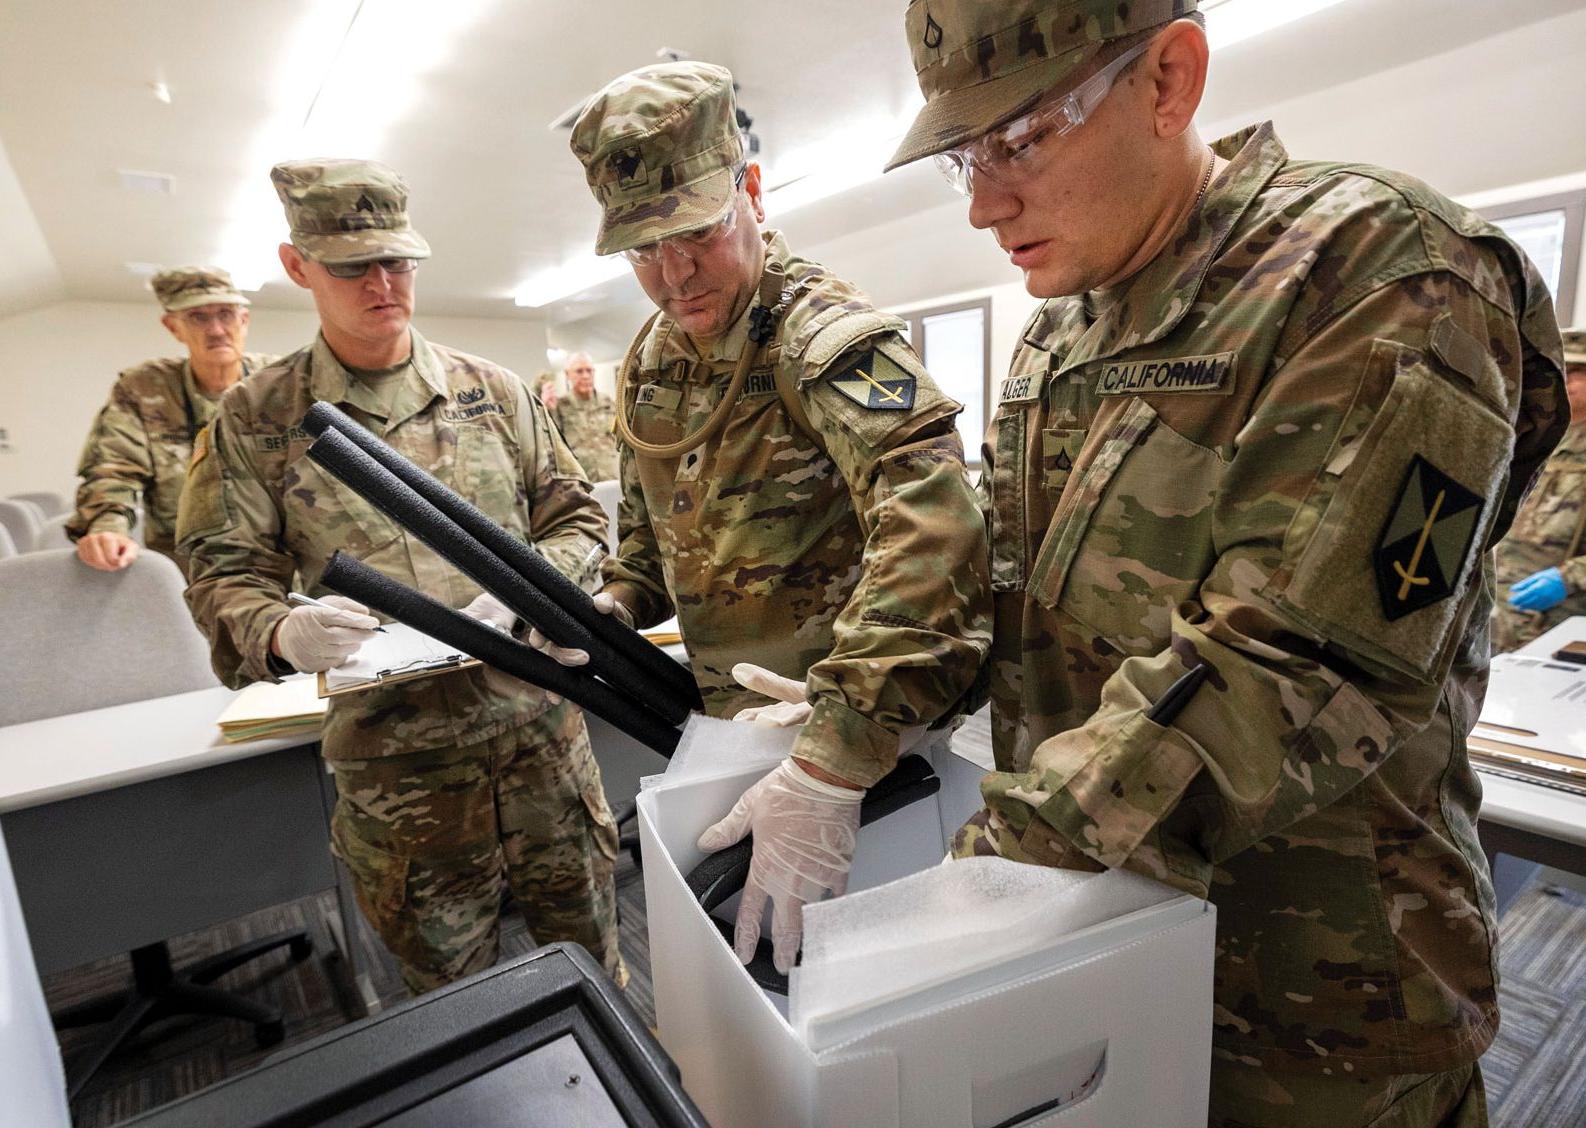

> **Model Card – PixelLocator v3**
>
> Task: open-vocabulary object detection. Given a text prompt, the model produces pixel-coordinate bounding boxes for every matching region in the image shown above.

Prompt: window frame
[1479,189,1584,324]
[898,297,993,467]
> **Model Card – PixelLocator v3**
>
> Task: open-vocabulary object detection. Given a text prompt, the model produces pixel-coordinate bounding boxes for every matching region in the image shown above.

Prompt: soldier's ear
[161,313,181,341]
[278,243,312,289]
[1149,19,1209,140]
[744,163,766,224]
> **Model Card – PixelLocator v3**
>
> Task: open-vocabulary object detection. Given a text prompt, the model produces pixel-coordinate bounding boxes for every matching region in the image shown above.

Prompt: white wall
[0,300,548,498]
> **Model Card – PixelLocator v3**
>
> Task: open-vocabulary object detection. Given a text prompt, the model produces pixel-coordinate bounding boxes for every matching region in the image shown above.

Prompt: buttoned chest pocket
[1027,398,1223,652]
[988,399,1044,592]
[453,423,527,538]
[148,433,194,524]
[281,447,405,576]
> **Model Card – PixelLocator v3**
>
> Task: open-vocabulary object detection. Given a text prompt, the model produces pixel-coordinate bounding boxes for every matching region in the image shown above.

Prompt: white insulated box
[637,722,1216,1128]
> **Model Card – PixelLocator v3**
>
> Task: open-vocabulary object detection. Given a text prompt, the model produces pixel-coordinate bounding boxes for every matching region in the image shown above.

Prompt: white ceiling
[1,0,1583,332]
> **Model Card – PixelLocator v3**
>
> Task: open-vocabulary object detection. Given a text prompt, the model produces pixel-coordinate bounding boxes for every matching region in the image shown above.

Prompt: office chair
[0,498,42,553]
[0,549,313,1098]
[8,490,67,518]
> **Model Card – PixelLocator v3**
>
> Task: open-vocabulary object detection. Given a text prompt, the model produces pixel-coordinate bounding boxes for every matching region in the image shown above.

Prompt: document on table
[1470,653,1586,792]
[216,675,327,742]
[318,621,480,697]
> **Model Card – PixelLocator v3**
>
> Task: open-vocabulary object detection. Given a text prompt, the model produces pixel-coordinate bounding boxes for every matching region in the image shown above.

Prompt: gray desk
[1473,618,1586,898]
[0,686,377,1011]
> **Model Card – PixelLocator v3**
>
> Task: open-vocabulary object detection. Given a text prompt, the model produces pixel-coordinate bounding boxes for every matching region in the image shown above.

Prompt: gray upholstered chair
[24,513,69,555]
[0,524,16,560]
[8,491,67,518]
[0,499,42,555]
[0,549,311,1092]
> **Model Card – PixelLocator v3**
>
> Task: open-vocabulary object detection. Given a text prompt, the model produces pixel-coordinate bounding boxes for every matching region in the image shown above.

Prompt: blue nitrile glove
[1508,567,1568,612]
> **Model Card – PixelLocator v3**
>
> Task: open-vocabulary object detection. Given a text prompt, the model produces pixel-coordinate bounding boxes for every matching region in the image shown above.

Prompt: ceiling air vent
[117,169,175,195]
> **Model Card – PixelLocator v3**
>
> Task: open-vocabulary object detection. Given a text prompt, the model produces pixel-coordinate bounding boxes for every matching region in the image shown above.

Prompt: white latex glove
[461,591,517,633]
[526,590,632,666]
[272,596,379,673]
[697,758,863,973]
[731,663,813,726]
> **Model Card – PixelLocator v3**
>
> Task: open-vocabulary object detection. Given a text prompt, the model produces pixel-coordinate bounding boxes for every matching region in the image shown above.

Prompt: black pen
[1147,662,1211,725]
[287,591,388,633]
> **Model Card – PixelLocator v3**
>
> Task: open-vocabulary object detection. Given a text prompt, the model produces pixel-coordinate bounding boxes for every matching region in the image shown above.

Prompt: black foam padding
[304,401,702,712]
[321,551,680,758]
[307,426,690,727]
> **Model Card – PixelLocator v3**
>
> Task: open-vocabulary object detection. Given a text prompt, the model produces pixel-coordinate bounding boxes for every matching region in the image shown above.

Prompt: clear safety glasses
[322,257,420,279]
[934,41,1150,196]
[621,165,749,266]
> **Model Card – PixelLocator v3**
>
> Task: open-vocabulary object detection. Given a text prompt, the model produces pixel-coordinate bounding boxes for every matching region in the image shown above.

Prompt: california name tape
[1096,352,1235,396]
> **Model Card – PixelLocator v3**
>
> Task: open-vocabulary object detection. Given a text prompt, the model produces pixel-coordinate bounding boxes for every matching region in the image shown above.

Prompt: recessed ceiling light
[117,169,175,195]
[149,81,172,104]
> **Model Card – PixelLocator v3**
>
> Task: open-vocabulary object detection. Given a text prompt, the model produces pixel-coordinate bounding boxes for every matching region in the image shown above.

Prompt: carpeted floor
[41,718,1586,1125]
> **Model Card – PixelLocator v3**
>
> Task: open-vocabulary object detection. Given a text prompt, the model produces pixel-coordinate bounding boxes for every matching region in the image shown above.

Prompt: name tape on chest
[999,374,1043,403]
[741,370,779,398]
[830,350,915,411]
[1096,352,1235,396]
[254,424,311,453]
[635,383,683,412]
[440,395,513,423]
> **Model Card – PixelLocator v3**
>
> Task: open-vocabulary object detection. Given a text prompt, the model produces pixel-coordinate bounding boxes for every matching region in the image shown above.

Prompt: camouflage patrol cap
[270,158,431,265]
[1564,328,1586,366]
[149,266,250,312]
[887,0,1199,171]
[569,62,745,256]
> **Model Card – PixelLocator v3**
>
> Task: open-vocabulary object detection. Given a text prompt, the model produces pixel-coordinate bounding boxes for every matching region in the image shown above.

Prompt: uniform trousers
[1211,1055,1486,1127]
[328,706,625,994]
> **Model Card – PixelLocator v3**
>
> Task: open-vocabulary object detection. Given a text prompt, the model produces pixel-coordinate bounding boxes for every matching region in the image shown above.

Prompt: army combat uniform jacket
[68,354,274,557]
[178,330,608,762]
[605,231,992,787]
[1491,422,1586,651]
[553,391,620,481]
[963,125,1565,1076]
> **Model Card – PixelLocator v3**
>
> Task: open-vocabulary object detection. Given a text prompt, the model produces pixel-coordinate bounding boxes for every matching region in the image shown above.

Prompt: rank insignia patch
[1373,455,1484,622]
[830,350,915,411]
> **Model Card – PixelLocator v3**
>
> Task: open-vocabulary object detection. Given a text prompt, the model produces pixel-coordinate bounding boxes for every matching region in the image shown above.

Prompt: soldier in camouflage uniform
[67,267,273,570]
[552,352,620,480]
[553,63,991,973]
[887,2,1566,1124]
[176,160,625,994]
[1492,329,1586,651]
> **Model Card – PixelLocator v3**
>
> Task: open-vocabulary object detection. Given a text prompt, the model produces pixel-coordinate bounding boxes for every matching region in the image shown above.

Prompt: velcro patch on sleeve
[829,349,916,411]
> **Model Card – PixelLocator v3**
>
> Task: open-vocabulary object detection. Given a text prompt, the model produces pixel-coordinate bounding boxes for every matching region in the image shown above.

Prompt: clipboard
[316,621,482,699]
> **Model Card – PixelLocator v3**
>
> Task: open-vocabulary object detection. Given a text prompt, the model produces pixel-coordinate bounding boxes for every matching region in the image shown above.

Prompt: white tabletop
[1475,616,1586,848]
[0,686,316,815]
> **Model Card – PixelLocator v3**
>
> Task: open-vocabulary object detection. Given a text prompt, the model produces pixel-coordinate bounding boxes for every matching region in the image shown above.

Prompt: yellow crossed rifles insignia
[1373,455,1483,621]
[830,350,916,411]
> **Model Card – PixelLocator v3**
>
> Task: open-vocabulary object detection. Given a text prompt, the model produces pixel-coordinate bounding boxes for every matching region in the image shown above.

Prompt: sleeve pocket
[1271,339,1514,684]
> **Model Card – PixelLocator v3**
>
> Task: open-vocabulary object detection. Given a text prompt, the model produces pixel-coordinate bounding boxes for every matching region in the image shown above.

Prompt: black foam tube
[320,551,680,758]
[306,426,690,728]
[688,756,943,995]
[303,401,702,712]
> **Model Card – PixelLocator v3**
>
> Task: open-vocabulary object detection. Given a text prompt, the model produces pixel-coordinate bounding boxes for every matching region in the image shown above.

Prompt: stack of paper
[217,676,327,743]
[1470,653,1586,794]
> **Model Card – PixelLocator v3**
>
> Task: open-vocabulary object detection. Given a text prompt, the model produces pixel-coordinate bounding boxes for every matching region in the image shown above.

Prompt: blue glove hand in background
[1508,567,1568,612]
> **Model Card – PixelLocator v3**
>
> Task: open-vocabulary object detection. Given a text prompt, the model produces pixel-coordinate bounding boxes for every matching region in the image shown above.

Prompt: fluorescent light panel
[213,0,492,290]
[1202,0,1354,52]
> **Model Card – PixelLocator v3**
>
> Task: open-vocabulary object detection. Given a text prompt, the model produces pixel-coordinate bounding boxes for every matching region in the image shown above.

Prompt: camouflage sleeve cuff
[246,605,294,684]
[990,711,1204,871]
[84,513,133,537]
[1561,556,1586,594]
[600,578,670,632]
[791,696,900,788]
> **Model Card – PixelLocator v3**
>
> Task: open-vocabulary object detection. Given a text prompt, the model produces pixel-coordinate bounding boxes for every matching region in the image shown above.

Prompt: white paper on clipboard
[318,621,479,697]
